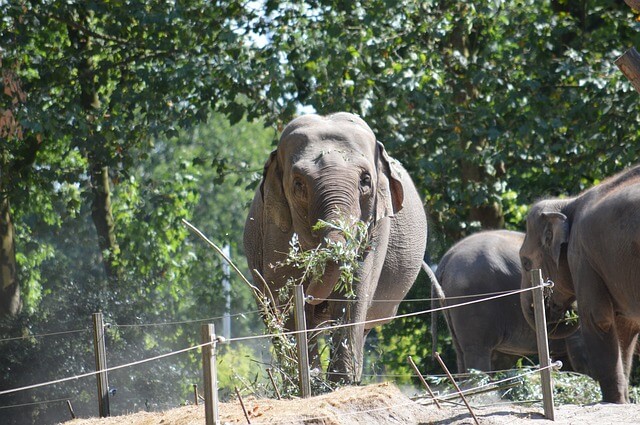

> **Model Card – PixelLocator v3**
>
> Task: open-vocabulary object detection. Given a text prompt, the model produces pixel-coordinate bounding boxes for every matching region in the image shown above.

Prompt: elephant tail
[423,261,444,359]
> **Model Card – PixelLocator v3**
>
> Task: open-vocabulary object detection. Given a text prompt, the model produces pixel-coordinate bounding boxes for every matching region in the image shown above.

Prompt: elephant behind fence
[243,112,428,383]
[431,230,591,375]
[519,164,640,403]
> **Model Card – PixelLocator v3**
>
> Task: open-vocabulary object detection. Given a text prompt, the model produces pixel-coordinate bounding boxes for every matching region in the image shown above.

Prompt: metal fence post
[201,323,220,425]
[293,284,311,398]
[531,269,555,420]
[92,312,110,418]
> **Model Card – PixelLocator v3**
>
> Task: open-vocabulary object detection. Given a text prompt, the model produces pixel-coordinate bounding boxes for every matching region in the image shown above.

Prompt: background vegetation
[1,0,640,423]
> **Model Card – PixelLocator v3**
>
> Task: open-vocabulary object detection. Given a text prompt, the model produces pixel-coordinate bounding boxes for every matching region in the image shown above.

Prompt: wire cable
[0,341,211,397]
[0,397,70,410]
[311,288,520,304]
[111,308,268,328]
[0,328,91,343]
[228,283,547,343]
[0,283,550,398]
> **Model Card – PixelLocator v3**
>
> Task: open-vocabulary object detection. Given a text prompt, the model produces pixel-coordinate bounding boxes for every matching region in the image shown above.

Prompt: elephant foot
[600,383,629,404]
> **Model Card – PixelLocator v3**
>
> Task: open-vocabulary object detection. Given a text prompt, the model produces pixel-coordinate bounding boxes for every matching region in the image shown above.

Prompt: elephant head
[519,199,580,338]
[259,112,404,302]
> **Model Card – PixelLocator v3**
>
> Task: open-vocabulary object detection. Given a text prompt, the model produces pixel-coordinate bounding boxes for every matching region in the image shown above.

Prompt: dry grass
[63,382,640,425]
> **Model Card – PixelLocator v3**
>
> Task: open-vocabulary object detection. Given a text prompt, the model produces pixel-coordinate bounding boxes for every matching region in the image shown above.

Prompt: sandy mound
[63,382,640,425]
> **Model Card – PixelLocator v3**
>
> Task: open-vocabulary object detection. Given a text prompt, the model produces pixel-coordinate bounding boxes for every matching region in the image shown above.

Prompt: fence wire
[0,397,71,410]
[228,283,548,343]
[0,341,210,397]
[0,283,548,400]
[0,328,91,343]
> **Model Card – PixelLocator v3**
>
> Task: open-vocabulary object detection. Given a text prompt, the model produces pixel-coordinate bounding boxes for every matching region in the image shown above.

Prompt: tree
[0,113,274,424]
[0,0,274,314]
[251,0,640,376]
[257,0,640,251]
[0,60,27,317]
[3,1,640,420]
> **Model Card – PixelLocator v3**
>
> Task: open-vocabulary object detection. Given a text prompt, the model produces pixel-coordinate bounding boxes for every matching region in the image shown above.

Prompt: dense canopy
[1,1,639,423]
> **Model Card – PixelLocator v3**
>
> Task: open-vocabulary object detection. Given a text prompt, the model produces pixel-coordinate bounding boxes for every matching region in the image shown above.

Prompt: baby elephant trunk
[306,228,346,305]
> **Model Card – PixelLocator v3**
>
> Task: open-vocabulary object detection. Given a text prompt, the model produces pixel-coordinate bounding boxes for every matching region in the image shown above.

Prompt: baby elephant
[432,230,590,374]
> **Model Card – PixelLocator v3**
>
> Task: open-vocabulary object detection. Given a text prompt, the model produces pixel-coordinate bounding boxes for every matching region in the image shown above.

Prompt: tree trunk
[0,189,20,317]
[0,63,28,318]
[460,160,505,229]
[448,4,505,231]
[90,164,120,282]
[68,13,119,283]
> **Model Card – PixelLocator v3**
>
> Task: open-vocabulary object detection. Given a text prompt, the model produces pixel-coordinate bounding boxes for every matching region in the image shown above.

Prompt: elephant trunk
[306,227,346,305]
[305,184,356,305]
[520,288,579,339]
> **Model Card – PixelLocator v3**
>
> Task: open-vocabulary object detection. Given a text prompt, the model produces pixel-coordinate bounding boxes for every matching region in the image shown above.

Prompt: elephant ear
[260,150,292,233]
[375,141,404,220]
[542,211,569,266]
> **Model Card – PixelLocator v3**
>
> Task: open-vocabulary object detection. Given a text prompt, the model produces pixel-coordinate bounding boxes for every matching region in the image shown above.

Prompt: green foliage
[497,369,605,406]
[260,0,640,248]
[434,368,630,406]
[3,0,640,422]
[0,113,274,424]
[276,216,370,299]
[256,215,371,397]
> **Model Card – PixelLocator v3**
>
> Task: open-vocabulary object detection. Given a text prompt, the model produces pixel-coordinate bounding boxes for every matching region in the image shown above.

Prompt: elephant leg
[615,315,640,384]
[306,304,322,371]
[450,329,467,373]
[460,345,493,372]
[448,310,494,373]
[328,321,365,383]
[453,345,493,391]
[491,352,520,372]
[562,330,591,376]
[574,265,627,403]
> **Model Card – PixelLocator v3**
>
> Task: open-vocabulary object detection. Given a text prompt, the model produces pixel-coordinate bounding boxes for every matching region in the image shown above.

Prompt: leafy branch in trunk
[276,216,371,300]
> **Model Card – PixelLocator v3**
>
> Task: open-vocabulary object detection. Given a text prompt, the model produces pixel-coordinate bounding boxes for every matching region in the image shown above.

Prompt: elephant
[243,112,427,383]
[431,230,591,375]
[519,164,640,403]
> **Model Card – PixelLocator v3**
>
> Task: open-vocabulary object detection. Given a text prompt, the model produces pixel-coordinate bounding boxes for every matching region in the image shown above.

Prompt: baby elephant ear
[260,150,292,233]
[376,141,404,220]
[542,211,569,267]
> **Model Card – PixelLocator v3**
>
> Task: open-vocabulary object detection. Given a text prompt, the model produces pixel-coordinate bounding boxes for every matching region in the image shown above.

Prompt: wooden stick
[193,384,199,406]
[407,356,441,409]
[182,219,259,293]
[434,352,480,425]
[266,368,282,400]
[531,270,555,421]
[92,312,110,418]
[615,47,640,95]
[201,324,220,425]
[293,284,311,398]
[66,400,76,419]
[624,0,640,10]
[235,386,252,424]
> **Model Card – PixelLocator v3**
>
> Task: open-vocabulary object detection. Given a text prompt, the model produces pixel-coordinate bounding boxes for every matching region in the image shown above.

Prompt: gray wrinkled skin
[243,112,427,383]
[520,165,640,403]
[432,230,590,376]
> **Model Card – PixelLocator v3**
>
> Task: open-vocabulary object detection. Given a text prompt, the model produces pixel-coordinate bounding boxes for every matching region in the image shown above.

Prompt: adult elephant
[431,230,590,375]
[243,112,427,383]
[519,165,640,403]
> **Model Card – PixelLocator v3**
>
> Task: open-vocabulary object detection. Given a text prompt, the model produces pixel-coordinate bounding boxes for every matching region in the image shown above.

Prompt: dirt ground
[64,382,640,425]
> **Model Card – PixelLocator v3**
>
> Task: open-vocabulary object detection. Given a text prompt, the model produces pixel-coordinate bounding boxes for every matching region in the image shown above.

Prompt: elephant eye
[544,229,553,247]
[360,172,372,191]
[293,177,307,198]
[522,257,533,272]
